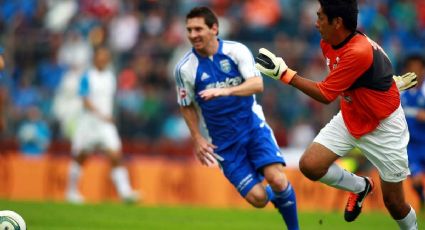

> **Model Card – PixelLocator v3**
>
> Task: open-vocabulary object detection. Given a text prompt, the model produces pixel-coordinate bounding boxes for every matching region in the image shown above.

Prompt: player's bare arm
[179,104,217,166]
[199,76,263,100]
[289,74,331,104]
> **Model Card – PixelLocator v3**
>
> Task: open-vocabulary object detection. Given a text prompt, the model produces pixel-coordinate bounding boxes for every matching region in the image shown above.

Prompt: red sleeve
[318,42,373,102]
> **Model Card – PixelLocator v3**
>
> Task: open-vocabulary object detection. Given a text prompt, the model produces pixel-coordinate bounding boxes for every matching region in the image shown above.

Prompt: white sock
[319,163,365,193]
[111,166,133,198]
[396,207,418,230]
[67,161,82,194]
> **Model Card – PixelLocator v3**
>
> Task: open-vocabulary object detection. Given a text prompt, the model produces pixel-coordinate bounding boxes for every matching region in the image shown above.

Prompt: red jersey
[317,32,400,138]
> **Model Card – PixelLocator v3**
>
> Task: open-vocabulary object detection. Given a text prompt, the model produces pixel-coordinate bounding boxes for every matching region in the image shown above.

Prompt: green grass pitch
[0,199,423,229]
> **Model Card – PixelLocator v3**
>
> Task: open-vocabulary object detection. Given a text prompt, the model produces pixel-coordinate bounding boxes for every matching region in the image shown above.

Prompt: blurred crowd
[0,0,424,156]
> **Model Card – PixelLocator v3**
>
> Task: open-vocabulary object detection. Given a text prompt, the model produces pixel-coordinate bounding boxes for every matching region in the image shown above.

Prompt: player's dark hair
[403,53,425,68]
[186,6,219,35]
[318,0,358,32]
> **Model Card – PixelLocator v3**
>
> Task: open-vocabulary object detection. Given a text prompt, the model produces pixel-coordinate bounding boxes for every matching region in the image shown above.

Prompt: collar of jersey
[332,31,358,50]
[192,38,223,59]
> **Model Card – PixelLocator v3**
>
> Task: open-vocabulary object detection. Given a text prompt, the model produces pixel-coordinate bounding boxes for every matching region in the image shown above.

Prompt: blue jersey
[174,39,265,151]
[174,39,285,196]
[401,84,425,143]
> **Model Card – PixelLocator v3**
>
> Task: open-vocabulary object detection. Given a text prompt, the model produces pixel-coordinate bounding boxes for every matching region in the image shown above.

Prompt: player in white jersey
[174,7,299,229]
[66,46,139,203]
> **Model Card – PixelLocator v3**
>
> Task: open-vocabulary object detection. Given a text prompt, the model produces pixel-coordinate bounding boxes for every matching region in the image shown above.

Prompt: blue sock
[271,183,299,230]
[265,185,275,202]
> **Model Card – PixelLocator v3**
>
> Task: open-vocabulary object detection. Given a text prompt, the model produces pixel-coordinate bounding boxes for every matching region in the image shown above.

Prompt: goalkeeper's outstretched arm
[255,48,330,104]
[289,74,331,104]
[255,48,418,104]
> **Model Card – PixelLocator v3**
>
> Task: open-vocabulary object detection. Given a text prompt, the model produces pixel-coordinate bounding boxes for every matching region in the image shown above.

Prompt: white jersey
[72,67,121,154]
[79,67,116,118]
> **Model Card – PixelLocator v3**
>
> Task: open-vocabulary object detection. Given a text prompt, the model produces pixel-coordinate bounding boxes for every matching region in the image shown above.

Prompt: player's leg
[65,116,95,203]
[263,163,298,230]
[360,105,417,228]
[66,151,87,203]
[300,142,371,222]
[299,112,372,222]
[244,184,269,208]
[216,141,269,207]
[108,149,139,202]
[381,180,418,230]
[300,143,367,191]
[66,122,91,204]
[220,151,300,229]
[102,123,139,203]
[246,123,299,229]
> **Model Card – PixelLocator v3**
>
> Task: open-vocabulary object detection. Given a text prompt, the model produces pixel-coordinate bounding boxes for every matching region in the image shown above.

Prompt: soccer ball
[0,210,26,230]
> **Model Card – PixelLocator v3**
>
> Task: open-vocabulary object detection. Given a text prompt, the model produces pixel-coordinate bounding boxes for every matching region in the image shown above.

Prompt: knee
[265,172,287,191]
[108,151,122,166]
[245,188,268,208]
[74,153,87,165]
[299,156,325,181]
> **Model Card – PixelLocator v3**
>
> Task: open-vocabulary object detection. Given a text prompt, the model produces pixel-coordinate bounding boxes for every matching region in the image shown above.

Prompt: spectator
[17,106,51,156]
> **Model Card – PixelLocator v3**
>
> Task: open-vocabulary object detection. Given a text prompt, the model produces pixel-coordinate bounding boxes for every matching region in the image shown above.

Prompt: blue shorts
[407,140,425,176]
[216,124,285,197]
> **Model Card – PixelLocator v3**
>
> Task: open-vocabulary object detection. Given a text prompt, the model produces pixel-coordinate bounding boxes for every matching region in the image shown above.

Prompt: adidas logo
[201,73,210,81]
[282,201,294,207]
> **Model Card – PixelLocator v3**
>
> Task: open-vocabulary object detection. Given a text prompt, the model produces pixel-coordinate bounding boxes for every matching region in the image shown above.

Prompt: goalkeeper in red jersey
[255,0,417,229]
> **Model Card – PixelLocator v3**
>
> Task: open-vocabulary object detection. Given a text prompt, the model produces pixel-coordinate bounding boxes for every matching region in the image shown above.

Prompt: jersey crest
[219,59,231,73]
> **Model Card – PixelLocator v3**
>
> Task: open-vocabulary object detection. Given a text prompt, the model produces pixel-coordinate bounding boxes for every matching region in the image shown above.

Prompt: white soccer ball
[0,210,26,230]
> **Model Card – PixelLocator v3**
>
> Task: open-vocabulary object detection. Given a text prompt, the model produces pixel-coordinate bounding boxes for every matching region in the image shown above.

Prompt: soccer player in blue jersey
[174,6,299,229]
[400,54,425,211]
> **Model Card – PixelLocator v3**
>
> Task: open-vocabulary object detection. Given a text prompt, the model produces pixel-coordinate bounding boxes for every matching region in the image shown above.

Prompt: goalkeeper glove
[394,72,417,91]
[255,48,297,84]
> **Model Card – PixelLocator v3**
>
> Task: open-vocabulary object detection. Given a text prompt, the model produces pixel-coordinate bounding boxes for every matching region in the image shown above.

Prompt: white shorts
[313,105,410,183]
[71,114,122,155]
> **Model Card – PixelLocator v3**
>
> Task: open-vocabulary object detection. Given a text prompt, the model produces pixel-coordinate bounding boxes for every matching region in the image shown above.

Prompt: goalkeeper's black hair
[318,0,358,32]
[186,6,219,35]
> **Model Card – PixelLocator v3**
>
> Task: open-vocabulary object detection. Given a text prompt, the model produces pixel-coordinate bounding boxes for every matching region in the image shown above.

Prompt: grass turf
[0,199,422,229]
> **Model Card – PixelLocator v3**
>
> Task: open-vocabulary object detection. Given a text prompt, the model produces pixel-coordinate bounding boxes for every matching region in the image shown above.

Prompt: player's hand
[99,114,114,123]
[194,136,219,167]
[199,88,230,101]
[255,48,296,84]
[394,72,417,91]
